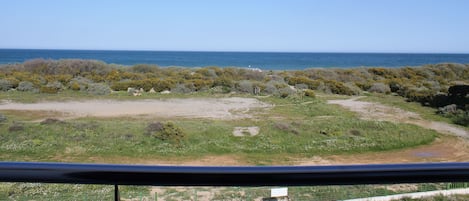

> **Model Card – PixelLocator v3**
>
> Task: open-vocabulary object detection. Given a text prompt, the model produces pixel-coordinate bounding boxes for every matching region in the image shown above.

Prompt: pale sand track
[0,97,271,120]
[327,97,469,138]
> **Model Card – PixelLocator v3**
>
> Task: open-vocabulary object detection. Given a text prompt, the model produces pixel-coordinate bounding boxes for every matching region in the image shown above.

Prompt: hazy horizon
[1,48,469,55]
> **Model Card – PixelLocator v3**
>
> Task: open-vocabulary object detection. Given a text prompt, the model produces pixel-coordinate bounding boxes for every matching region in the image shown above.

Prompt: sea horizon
[1,48,469,70]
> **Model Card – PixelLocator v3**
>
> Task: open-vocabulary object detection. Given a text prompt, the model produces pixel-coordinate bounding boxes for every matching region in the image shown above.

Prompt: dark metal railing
[1,162,469,200]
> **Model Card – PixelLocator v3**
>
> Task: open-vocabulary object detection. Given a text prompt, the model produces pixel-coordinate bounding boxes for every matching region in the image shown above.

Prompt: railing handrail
[1,162,469,186]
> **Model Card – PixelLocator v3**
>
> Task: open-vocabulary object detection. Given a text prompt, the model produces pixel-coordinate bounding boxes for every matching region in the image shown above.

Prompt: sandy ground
[0,97,271,120]
[327,97,469,138]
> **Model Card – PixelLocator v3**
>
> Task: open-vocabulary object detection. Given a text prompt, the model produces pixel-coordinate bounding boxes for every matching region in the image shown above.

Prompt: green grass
[0,92,438,163]
[2,182,464,201]
[0,90,238,103]
[0,183,149,201]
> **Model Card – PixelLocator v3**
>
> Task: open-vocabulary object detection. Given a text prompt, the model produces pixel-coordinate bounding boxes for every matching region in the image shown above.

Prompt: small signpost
[270,187,289,200]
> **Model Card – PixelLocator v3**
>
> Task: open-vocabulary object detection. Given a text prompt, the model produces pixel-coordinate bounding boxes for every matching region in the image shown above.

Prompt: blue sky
[1,0,468,53]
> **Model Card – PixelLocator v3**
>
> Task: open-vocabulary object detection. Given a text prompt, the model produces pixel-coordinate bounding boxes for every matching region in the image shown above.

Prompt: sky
[1,0,468,53]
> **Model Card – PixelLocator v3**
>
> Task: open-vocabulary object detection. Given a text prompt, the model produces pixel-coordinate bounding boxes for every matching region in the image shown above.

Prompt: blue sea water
[1,49,468,70]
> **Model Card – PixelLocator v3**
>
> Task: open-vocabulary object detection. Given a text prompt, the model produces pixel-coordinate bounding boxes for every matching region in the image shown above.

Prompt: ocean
[1,49,468,70]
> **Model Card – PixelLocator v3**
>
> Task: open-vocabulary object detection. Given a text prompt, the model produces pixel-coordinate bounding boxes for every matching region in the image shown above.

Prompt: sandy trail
[0,97,271,120]
[327,97,469,138]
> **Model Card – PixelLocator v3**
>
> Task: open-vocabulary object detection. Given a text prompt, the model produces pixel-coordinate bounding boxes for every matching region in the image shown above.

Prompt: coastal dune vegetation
[0,59,467,126]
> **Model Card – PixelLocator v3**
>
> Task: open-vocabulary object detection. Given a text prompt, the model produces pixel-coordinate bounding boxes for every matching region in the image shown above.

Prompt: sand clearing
[327,97,469,138]
[0,97,271,120]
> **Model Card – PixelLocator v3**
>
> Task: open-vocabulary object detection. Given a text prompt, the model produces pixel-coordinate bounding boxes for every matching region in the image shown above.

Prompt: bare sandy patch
[0,97,271,120]
[233,126,260,136]
[295,137,469,165]
[82,155,248,166]
[327,97,469,138]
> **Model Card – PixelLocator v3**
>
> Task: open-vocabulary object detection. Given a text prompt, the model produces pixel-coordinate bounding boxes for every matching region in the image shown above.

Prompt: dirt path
[0,97,271,120]
[327,97,469,138]
[296,137,469,165]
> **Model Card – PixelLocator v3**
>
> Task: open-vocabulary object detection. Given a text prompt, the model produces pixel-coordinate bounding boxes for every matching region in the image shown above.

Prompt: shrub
[146,122,185,145]
[17,81,36,92]
[46,81,64,90]
[4,77,20,88]
[323,80,355,95]
[304,89,316,97]
[274,122,299,135]
[263,83,278,95]
[0,79,12,91]
[343,82,362,95]
[87,83,111,95]
[387,79,405,93]
[237,80,254,94]
[295,83,309,90]
[453,112,469,127]
[8,122,24,132]
[69,76,93,91]
[278,86,295,98]
[40,86,60,94]
[0,113,7,123]
[130,64,159,73]
[286,76,320,89]
[145,122,164,135]
[171,83,193,94]
[449,85,469,97]
[70,82,81,91]
[348,129,362,136]
[368,83,391,94]
[403,88,434,104]
[355,82,373,91]
[213,76,234,88]
[40,118,64,125]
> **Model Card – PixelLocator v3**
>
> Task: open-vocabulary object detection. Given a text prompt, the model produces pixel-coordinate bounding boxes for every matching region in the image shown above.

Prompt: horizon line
[1,48,469,55]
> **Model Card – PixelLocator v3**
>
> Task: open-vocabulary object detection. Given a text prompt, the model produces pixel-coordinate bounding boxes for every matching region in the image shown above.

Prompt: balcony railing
[1,162,469,200]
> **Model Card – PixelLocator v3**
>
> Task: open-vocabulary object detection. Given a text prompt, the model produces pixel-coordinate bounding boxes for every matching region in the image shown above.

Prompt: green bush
[171,84,193,94]
[0,79,12,91]
[45,81,64,90]
[87,83,111,95]
[237,80,254,93]
[324,80,355,95]
[146,122,185,145]
[452,111,469,127]
[277,86,296,98]
[17,81,36,92]
[368,83,391,94]
[304,89,316,97]
[286,76,320,89]
[69,76,93,91]
[0,113,7,123]
[39,86,60,94]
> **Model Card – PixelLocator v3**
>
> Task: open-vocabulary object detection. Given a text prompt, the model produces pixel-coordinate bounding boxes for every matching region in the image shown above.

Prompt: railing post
[114,185,120,201]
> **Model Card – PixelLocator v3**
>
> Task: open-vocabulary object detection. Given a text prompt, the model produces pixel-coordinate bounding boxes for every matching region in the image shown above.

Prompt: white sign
[271,187,288,197]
